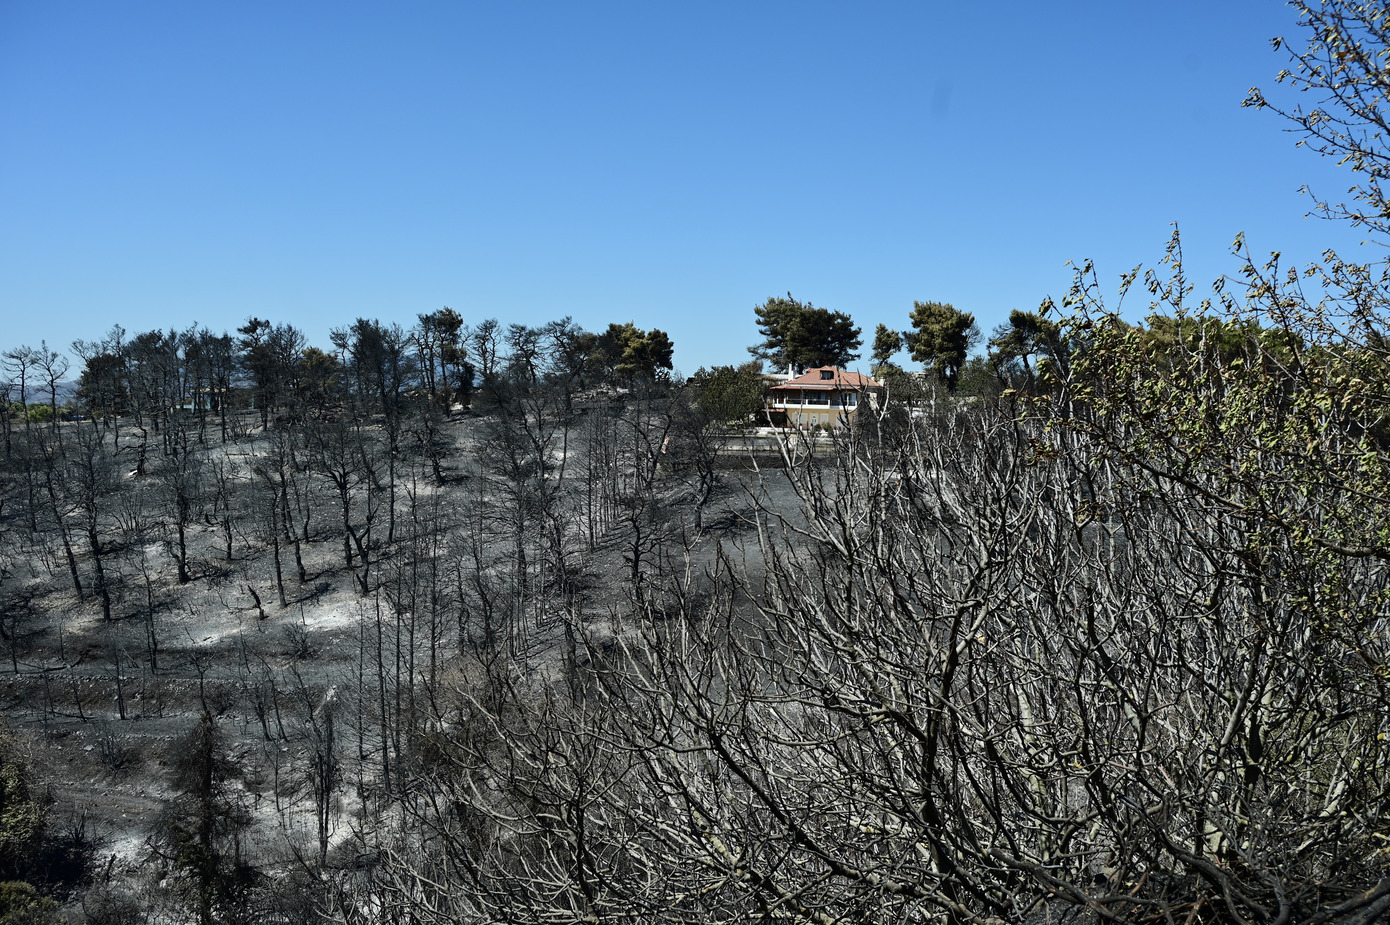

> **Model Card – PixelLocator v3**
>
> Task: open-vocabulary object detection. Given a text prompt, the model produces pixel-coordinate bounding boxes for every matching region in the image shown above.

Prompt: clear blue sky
[0,1,1370,375]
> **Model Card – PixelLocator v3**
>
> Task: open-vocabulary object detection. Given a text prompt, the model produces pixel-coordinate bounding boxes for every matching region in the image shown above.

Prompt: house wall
[783,404,856,428]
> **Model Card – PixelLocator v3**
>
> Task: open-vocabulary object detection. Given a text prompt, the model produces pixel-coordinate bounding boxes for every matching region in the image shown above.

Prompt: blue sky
[0,2,1371,375]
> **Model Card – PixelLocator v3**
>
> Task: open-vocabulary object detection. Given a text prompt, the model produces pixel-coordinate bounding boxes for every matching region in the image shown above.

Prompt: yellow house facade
[765,367,883,429]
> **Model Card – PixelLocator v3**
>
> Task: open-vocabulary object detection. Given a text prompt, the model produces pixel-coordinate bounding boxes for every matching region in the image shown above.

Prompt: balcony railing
[769,391,858,409]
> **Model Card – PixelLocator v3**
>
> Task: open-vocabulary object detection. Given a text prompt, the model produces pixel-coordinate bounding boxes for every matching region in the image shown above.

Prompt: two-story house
[765,366,883,429]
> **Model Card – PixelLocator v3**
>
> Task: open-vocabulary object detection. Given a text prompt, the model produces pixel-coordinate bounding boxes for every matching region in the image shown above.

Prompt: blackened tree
[339,319,416,544]
[73,348,129,431]
[124,329,181,442]
[415,308,469,409]
[67,427,119,621]
[154,426,204,585]
[30,343,68,446]
[466,318,503,389]
[237,319,305,429]
[336,319,415,422]
[152,712,256,925]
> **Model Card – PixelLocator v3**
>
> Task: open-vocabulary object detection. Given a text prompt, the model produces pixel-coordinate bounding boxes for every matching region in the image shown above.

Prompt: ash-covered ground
[0,406,807,919]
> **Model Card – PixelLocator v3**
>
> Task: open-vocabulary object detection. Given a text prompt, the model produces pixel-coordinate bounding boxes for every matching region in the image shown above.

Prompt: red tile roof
[768,367,882,391]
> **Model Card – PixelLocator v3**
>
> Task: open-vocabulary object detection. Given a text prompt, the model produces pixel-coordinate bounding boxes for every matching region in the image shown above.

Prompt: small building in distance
[765,366,883,429]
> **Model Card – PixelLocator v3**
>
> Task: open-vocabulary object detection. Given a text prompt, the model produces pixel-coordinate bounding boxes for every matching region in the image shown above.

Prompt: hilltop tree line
[1,313,675,434]
[4,294,966,440]
[2,281,1238,443]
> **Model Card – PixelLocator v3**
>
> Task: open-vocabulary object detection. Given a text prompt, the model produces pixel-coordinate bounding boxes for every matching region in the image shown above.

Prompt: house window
[820,370,835,380]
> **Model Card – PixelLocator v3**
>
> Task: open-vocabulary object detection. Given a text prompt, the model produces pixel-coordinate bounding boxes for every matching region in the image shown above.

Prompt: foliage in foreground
[328,225,1388,924]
